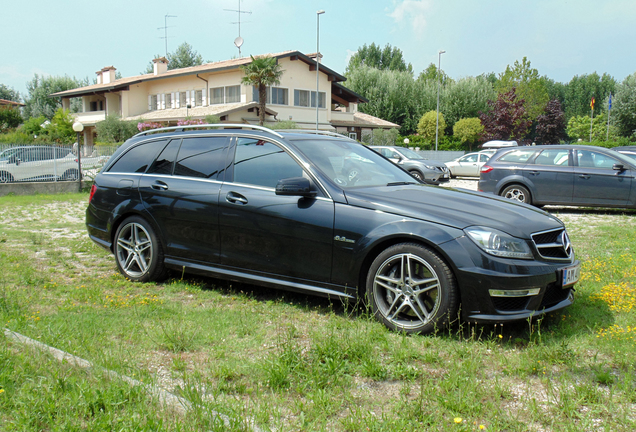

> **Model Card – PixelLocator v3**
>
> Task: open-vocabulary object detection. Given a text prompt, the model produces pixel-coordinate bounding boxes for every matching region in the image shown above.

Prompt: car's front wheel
[114,216,168,282]
[366,243,458,334]
[0,171,14,183]
[408,170,423,181]
[501,184,532,205]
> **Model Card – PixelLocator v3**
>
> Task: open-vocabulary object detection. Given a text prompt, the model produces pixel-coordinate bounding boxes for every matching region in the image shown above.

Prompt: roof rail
[133,123,284,139]
[274,129,357,141]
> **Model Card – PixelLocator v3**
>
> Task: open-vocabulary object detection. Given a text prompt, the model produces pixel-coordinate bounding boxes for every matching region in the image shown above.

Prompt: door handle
[528,171,539,176]
[578,175,591,180]
[226,192,248,204]
[151,181,168,190]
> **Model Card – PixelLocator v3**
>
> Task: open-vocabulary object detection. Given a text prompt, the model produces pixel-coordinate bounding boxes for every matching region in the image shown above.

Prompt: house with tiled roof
[51,50,398,145]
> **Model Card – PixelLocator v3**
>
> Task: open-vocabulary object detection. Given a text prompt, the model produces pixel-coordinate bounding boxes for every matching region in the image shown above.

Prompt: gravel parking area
[441,177,479,191]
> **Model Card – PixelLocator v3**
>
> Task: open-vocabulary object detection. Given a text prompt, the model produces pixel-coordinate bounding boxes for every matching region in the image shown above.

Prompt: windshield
[0,148,19,162]
[291,139,417,189]
[397,147,425,160]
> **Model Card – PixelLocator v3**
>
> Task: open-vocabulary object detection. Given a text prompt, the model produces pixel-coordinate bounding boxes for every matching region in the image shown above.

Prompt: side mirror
[275,177,317,198]
[613,163,625,172]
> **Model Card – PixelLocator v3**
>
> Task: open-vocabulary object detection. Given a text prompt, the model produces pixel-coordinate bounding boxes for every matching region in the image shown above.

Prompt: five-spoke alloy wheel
[501,184,532,205]
[114,216,167,282]
[367,243,457,334]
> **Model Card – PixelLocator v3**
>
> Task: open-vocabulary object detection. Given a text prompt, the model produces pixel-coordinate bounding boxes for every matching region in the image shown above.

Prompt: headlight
[423,164,435,170]
[465,226,533,259]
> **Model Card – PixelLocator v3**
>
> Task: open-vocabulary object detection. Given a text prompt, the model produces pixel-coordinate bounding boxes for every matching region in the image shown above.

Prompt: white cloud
[388,0,432,39]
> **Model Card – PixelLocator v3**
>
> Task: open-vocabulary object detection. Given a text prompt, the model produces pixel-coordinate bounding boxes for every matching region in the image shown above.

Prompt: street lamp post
[316,10,325,131]
[72,121,84,191]
[435,50,445,152]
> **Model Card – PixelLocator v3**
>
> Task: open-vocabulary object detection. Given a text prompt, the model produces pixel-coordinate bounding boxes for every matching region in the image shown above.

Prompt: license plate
[561,263,581,287]
[443,173,449,178]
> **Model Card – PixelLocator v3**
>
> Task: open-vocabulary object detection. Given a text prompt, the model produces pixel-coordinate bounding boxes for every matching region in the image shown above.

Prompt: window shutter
[161,94,165,110]
[186,91,190,107]
[171,92,176,109]
[148,95,152,111]
[176,93,180,108]
[201,88,207,106]
[191,90,195,106]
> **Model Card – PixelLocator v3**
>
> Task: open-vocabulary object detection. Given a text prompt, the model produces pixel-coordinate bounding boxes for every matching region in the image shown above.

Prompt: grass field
[1,192,635,431]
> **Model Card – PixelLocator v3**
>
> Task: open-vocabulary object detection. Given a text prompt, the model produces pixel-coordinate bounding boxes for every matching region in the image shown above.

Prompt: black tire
[409,170,423,181]
[62,168,80,181]
[114,216,168,282]
[501,184,532,205]
[0,171,14,183]
[366,243,458,334]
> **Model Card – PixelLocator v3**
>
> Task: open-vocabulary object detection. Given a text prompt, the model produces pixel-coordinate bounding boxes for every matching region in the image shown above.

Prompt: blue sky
[2,0,635,96]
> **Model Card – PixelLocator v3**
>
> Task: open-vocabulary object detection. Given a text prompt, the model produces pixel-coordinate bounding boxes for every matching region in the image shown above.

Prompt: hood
[343,184,563,239]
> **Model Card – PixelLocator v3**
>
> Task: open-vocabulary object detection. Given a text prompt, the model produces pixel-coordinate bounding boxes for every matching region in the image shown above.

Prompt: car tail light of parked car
[480,165,494,173]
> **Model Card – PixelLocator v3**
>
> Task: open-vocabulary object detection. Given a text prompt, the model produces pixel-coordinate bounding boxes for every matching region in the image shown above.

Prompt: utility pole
[158,14,177,57]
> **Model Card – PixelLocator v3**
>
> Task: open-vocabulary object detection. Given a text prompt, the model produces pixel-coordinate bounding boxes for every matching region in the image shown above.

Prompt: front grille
[532,228,573,261]
[492,297,529,312]
[541,284,571,308]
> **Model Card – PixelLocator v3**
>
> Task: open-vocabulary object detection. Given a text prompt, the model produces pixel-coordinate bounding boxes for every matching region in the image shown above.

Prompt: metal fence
[415,150,465,162]
[0,144,119,184]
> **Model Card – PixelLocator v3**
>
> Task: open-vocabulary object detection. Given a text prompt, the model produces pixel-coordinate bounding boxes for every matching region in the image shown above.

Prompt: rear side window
[174,137,227,179]
[533,149,570,166]
[147,139,181,175]
[109,140,167,174]
[232,138,303,188]
[496,149,537,163]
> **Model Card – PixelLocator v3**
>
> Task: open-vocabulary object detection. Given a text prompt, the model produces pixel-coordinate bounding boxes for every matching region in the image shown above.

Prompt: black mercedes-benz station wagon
[86,125,580,334]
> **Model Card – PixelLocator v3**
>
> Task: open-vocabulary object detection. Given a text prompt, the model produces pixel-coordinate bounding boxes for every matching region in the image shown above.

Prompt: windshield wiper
[386,181,417,186]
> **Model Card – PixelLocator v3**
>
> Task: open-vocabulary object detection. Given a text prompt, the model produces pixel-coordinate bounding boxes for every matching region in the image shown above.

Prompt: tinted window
[533,149,570,166]
[577,150,620,169]
[233,138,303,188]
[497,149,537,163]
[174,137,227,179]
[147,139,181,175]
[109,141,166,174]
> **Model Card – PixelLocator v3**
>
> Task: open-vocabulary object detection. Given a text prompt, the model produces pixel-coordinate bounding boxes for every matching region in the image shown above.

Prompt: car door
[522,148,573,204]
[139,136,229,263]
[573,149,632,205]
[218,136,334,283]
[454,153,479,176]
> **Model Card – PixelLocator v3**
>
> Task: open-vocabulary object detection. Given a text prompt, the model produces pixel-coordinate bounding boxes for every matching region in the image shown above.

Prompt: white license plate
[561,263,581,287]
[443,173,449,178]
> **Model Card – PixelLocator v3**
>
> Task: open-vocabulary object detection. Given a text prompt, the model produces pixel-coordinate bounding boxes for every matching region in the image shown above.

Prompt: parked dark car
[370,145,450,184]
[87,125,579,334]
[479,145,636,208]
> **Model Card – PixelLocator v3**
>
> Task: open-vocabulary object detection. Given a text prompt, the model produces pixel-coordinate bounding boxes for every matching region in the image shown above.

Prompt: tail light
[480,165,494,174]
[89,184,96,203]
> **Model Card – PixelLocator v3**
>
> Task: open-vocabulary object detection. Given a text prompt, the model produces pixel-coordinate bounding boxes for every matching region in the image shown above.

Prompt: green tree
[496,57,549,120]
[0,84,21,102]
[417,63,452,86]
[23,74,86,120]
[345,66,418,133]
[144,43,205,73]
[95,115,139,143]
[0,107,23,132]
[566,114,616,141]
[612,72,636,138]
[346,43,412,74]
[441,76,496,131]
[453,118,484,151]
[417,110,445,142]
[240,55,284,126]
[561,73,616,120]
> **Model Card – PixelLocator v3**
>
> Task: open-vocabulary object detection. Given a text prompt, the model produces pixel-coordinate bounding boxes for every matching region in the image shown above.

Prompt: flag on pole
[608,93,612,110]
[590,97,595,110]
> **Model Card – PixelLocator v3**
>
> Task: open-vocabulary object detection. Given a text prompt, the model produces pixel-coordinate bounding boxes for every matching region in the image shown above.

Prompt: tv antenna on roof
[224,0,251,57]
[158,14,177,57]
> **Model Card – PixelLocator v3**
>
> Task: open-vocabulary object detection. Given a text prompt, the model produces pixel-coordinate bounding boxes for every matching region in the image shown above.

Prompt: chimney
[152,57,169,75]
[95,70,102,84]
[101,66,117,84]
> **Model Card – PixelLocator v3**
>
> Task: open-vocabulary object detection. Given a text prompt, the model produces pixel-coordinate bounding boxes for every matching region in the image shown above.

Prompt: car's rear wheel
[408,170,423,181]
[0,171,14,183]
[501,184,532,205]
[62,168,80,181]
[366,243,458,334]
[114,216,168,282]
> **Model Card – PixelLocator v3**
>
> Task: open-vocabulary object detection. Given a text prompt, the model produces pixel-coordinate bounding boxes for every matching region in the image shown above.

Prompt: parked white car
[0,146,79,183]
[445,150,496,178]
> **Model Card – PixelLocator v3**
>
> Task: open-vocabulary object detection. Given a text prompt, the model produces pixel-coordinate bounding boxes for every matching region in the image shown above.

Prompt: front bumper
[439,235,578,323]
